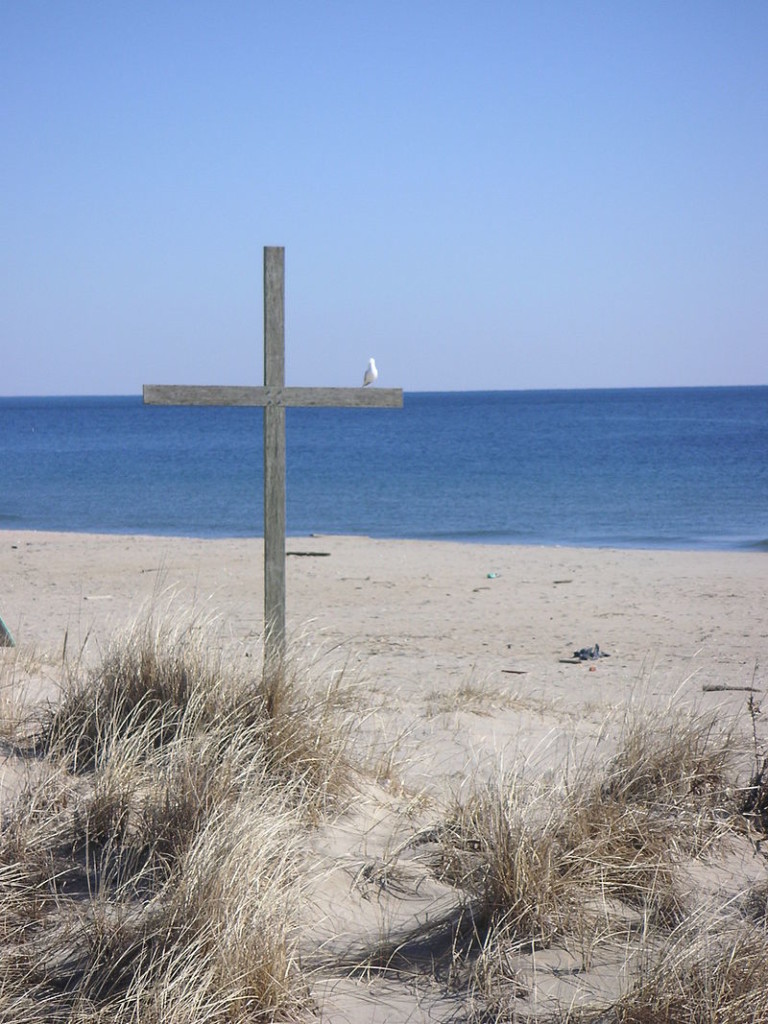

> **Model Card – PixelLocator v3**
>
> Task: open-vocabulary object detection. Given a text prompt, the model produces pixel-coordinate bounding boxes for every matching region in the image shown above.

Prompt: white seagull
[363,357,378,386]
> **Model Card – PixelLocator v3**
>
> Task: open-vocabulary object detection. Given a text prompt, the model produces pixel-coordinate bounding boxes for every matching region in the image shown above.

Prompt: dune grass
[405,705,761,1020]
[0,611,360,1022]
[558,920,768,1024]
[38,614,355,814]
[436,710,735,947]
[2,622,767,1022]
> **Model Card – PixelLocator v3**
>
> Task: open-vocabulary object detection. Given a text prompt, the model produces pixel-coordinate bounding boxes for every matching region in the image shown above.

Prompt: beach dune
[1,531,767,1021]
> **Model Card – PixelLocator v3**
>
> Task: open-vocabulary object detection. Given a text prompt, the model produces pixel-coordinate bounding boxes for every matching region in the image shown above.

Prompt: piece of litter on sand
[502,669,527,675]
[486,572,500,579]
[573,643,610,661]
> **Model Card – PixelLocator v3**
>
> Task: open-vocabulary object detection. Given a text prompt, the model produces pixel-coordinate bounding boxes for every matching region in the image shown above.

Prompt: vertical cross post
[263,247,286,680]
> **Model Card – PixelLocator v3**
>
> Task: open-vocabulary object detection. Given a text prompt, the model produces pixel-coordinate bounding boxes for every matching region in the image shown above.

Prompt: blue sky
[2,1,766,394]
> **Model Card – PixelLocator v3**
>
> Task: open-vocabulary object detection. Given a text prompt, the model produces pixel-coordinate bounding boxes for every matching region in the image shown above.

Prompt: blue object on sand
[0,615,15,648]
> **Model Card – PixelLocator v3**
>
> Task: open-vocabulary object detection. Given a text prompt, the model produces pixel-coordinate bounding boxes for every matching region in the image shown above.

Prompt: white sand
[2,528,765,702]
[2,531,766,1021]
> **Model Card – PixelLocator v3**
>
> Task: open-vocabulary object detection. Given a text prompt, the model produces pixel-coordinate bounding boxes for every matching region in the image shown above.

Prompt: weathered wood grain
[143,385,403,407]
[263,248,286,678]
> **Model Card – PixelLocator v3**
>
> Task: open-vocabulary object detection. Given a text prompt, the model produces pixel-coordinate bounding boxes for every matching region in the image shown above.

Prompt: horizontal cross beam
[143,384,403,408]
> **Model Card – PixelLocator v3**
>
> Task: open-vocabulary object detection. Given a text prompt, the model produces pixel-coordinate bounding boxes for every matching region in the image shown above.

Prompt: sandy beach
[1,531,767,1021]
[3,528,765,714]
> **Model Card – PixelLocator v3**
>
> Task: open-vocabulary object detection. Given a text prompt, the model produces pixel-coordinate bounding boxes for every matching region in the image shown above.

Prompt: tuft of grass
[0,796,310,1023]
[38,611,356,815]
[438,775,683,956]
[0,646,50,751]
[434,709,736,954]
[562,922,768,1024]
[601,708,735,856]
[39,614,256,771]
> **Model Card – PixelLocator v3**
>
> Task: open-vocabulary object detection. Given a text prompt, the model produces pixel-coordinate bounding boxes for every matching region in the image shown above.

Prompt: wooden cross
[143,246,403,680]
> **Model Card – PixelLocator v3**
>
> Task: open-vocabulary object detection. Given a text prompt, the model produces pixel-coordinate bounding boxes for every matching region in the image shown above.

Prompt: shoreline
[2,524,766,555]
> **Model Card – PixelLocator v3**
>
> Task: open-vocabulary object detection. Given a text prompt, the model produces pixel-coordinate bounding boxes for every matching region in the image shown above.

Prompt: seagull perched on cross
[363,358,378,386]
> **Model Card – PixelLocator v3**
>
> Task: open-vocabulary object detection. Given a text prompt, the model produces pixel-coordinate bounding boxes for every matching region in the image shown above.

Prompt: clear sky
[2,1,766,394]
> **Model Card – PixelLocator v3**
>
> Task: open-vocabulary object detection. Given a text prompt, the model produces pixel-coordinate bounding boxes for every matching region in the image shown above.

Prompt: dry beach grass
[0,612,360,1021]
[1,532,767,1021]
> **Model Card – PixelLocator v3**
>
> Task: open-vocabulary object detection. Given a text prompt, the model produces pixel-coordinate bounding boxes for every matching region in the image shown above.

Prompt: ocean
[1,388,766,551]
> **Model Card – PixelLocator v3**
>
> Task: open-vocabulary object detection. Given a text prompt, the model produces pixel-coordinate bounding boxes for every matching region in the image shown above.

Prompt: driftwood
[702,684,760,693]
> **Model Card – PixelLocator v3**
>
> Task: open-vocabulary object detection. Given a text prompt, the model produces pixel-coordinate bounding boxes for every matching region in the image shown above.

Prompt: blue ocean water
[1,388,766,551]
